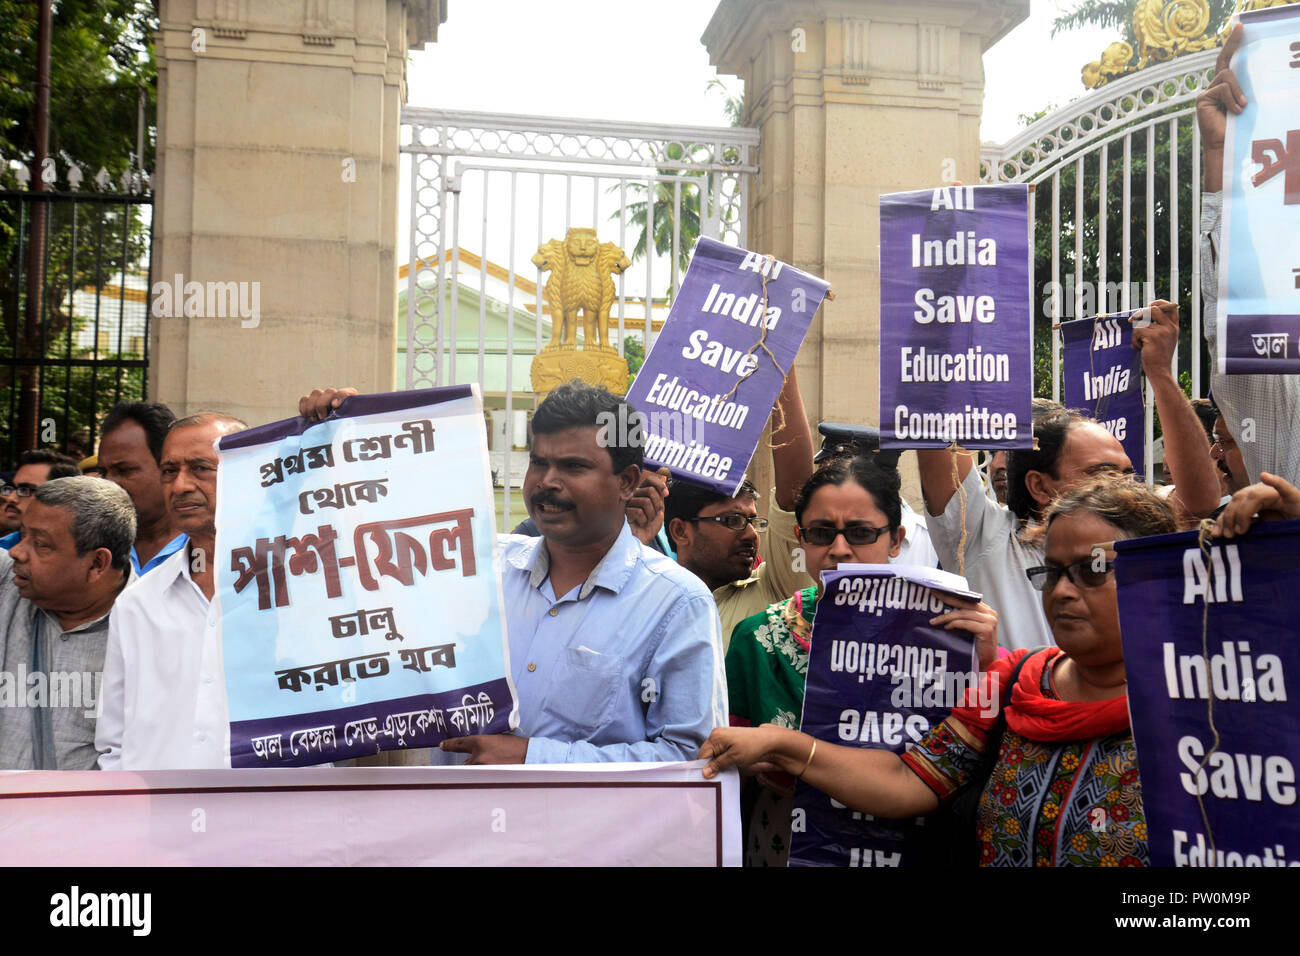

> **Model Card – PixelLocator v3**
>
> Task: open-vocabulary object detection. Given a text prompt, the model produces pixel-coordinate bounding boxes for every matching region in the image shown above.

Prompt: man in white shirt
[919,402,1131,650]
[96,413,247,769]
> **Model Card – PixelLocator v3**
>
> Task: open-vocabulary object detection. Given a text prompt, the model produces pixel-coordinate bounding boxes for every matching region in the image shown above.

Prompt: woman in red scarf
[700,478,1176,866]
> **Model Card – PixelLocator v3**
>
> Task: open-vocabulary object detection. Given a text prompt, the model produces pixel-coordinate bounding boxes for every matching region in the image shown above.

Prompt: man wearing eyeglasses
[664,369,816,650]
[0,450,82,549]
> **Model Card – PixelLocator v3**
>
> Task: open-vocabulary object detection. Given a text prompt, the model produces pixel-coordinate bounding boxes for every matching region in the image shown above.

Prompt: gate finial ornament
[529,228,633,395]
[1079,0,1284,89]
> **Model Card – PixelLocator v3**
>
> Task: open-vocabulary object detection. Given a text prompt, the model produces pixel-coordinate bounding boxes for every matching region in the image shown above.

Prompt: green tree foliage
[612,80,745,297]
[623,333,645,391]
[1026,3,1225,411]
[0,1,157,462]
[616,144,703,279]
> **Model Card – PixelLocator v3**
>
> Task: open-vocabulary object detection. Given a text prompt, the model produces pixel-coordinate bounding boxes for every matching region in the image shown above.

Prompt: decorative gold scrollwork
[1080,0,1286,89]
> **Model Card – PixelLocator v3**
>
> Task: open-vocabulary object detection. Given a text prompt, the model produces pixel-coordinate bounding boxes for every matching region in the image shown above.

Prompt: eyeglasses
[798,524,891,547]
[0,484,36,498]
[1025,559,1115,591]
[688,513,769,533]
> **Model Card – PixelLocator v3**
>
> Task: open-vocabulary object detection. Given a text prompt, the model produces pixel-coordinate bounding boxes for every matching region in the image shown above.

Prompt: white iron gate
[399,109,758,524]
[981,48,1219,481]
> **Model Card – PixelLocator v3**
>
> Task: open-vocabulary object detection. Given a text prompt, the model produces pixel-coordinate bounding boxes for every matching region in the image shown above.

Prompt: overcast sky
[408,1,1116,143]
[399,1,1118,284]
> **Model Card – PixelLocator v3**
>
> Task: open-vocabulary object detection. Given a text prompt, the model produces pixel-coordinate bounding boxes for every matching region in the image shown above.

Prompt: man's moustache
[531,493,574,510]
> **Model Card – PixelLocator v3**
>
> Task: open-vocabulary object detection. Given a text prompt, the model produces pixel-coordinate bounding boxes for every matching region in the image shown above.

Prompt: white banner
[0,762,739,866]
[214,384,517,766]
[1217,4,1300,374]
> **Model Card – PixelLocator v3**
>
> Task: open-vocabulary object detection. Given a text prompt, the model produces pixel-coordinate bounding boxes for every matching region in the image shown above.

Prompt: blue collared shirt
[499,520,726,764]
[130,533,188,577]
[0,531,17,551]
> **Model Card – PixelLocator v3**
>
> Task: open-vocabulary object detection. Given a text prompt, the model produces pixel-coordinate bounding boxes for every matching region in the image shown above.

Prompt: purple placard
[1061,312,1145,474]
[625,237,828,495]
[788,565,978,868]
[1224,315,1300,374]
[1115,521,1300,867]
[879,185,1033,450]
[229,678,514,768]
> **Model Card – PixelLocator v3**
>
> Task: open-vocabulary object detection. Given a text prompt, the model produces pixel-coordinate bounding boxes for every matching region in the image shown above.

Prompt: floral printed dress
[902,647,1147,867]
[725,586,817,867]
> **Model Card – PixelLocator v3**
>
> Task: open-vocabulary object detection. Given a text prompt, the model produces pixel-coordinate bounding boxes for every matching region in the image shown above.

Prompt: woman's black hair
[794,454,902,531]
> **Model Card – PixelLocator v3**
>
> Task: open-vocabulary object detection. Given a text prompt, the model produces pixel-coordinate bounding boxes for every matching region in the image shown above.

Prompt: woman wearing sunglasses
[723,454,997,865]
[706,476,1176,866]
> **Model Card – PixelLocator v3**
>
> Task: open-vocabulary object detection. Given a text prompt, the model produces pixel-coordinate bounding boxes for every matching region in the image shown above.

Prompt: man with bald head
[97,412,248,769]
[918,405,1134,649]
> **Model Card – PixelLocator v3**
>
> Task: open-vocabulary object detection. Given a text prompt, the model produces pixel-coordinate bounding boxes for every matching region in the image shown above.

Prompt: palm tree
[616,146,703,277]
[612,80,745,294]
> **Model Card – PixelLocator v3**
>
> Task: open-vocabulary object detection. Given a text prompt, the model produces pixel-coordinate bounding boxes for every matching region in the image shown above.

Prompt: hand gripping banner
[788,564,979,867]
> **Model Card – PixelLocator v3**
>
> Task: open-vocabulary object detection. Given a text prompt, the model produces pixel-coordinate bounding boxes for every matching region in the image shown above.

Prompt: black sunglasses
[798,524,891,547]
[1025,559,1115,591]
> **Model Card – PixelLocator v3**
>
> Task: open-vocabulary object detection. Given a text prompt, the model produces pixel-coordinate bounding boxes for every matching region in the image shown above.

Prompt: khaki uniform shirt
[711,498,813,653]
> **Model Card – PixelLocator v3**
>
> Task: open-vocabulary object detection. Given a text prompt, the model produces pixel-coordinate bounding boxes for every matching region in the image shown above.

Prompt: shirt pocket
[540,646,624,738]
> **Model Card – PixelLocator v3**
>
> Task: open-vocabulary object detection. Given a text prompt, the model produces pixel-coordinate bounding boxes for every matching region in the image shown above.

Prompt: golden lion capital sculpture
[529,228,633,395]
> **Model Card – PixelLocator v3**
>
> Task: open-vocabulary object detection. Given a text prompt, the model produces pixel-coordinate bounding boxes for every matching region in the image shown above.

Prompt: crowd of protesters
[0,32,1296,867]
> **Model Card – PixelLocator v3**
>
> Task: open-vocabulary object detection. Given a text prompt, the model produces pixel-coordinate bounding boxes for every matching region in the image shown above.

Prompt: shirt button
[548,607,558,617]
[196,732,207,742]
[527,663,536,672]
[203,674,213,684]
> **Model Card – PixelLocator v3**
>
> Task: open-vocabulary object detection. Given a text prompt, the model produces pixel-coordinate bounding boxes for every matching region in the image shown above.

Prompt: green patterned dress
[725,586,817,867]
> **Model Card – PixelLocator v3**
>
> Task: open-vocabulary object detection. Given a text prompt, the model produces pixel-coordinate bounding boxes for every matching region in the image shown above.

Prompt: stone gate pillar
[151,0,445,425]
[703,1,1027,503]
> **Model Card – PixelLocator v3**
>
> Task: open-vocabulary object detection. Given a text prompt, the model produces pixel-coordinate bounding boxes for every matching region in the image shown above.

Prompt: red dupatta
[953,648,1130,743]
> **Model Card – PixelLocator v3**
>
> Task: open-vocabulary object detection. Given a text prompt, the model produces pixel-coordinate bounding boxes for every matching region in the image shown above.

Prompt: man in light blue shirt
[488,517,726,763]
[443,381,726,763]
[301,380,726,764]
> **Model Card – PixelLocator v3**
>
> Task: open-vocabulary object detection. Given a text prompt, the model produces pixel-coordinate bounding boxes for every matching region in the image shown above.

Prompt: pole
[18,0,53,452]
